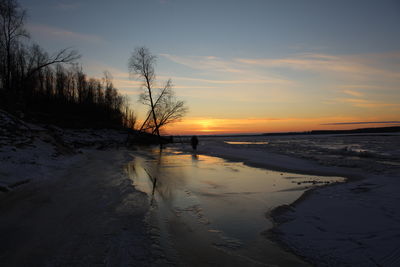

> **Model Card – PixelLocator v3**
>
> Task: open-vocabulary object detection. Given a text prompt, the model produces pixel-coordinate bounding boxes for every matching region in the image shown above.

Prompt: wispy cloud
[27,24,104,44]
[342,90,364,97]
[236,52,400,81]
[163,75,293,85]
[340,84,380,90]
[161,51,400,92]
[161,54,245,74]
[338,98,399,108]
[95,69,294,97]
[160,54,295,86]
[112,78,141,89]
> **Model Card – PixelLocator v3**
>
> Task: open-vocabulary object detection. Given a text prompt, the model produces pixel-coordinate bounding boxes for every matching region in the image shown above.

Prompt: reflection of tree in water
[125,159,139,179]
[148,149,187,204]
[126,148,187,206]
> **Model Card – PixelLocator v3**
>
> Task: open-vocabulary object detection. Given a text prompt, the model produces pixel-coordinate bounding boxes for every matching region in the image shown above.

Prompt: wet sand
[127,148,345,266]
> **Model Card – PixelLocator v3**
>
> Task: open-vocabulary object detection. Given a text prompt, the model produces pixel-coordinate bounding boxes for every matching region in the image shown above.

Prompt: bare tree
[140,79,187,134]
[128,47,161,137]
[122,95,137,129]
[0,0,79,92]
[0,0,28,90]
[128,47,187,136]
[24,47,80,81]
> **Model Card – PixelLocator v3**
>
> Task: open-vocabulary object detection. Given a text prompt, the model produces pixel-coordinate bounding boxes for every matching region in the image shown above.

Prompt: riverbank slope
[0,109,166,266]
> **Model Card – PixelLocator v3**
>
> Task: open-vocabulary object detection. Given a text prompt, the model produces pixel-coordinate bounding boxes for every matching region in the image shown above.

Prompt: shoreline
[171,143,356,263]
[189,143,368,180]
[132,145,318,266]
[0,147,164,266]
[172,140,400,266]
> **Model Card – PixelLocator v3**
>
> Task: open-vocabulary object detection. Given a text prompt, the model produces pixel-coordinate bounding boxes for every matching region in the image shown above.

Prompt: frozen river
[168,133,400,266]
[198,133,400,173]
[127,148,344,266]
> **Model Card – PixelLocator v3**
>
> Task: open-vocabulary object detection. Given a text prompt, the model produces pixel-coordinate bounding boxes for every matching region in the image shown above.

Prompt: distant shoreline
[174,125,400,138]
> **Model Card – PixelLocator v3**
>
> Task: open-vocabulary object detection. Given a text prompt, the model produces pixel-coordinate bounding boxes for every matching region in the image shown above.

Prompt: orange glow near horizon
[161,117,400,135]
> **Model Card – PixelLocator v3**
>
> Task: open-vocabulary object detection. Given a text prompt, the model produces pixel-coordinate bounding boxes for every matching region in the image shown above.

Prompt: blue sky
[19,0,400,133]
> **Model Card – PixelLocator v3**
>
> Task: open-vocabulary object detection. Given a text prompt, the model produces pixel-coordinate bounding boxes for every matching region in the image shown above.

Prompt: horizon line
[168,124,400,136]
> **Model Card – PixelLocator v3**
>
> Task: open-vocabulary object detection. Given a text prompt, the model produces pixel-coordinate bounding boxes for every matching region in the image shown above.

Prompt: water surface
[127,148,344,266]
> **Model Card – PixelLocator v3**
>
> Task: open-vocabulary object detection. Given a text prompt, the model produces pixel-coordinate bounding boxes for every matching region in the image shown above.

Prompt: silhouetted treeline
[261,126,400,136]
[13,64,136,128]
[0,0,136,129]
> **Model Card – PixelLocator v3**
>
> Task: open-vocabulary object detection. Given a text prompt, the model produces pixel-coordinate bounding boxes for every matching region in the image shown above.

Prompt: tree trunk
[145,75,160,138]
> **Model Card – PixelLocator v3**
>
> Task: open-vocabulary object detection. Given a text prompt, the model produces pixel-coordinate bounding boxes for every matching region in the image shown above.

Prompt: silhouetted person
[191,136,199,150]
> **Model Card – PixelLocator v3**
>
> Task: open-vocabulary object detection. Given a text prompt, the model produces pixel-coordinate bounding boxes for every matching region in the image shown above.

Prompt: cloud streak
[342,90,364,97]
[164,75,293,85]
[160,53,296,87]
[338,98,399,108]
[27,24,104,44]
[236,52,400,81]
[161,54,244,74]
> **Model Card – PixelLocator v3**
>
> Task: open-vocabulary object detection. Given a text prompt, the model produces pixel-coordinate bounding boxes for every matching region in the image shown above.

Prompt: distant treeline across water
[262,126,400,136]
[184,126,400,139]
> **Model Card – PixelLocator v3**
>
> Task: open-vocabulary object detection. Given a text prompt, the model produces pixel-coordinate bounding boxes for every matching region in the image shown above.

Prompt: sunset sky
[20,0,400,135]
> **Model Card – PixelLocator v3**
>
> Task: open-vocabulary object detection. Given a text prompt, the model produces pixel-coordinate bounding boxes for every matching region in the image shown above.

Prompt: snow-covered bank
[0,110,166,266]
[174,135,400,266]
[0,109,130,191]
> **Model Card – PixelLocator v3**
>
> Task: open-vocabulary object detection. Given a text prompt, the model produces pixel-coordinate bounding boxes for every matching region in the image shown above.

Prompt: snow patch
[172,135,400,266]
